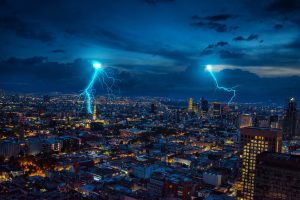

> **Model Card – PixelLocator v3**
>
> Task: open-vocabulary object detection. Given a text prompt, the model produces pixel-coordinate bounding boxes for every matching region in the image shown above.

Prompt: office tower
[200,97,209,114]
[254,115,270,128]
[93,102,97,121]
[188,98,193,112]
[269,115,279,129]
[283,97,297,139]
[240,114,252,128]
[254,152,300,200]
[212,102,221,117]
[239,127,282,200]
[150,103,156,114]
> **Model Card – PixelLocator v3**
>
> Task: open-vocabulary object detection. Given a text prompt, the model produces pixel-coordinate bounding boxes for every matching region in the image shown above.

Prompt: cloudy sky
[0,0,300,102]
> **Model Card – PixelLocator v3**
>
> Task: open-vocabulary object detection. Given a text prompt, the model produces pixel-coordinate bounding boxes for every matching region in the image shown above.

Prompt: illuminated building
[254,152,300,200]
[212,102,221,117]
[93,101,97,121]
[188,98,193,112]
[239,127,282,200]
[283,97,297,139]
[240,114,252,128]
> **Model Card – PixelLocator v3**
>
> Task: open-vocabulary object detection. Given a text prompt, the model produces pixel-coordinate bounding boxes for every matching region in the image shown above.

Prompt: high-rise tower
[93,101,97,121]
[283,97,297,139]
[188,98,193,112]
[238,127,282,200]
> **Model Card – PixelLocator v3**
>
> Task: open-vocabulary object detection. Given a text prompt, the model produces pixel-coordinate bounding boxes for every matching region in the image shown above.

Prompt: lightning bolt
[79,61,120,114]
[81,61,102,114]
[206,65,237,104]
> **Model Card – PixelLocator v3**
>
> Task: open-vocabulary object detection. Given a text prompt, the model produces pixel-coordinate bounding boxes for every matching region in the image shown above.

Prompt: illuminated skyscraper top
[93,101,97,121]
[188,98,193,112]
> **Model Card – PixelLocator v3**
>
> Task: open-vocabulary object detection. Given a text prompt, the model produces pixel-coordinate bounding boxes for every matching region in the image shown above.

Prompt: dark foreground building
[254,152,300,200]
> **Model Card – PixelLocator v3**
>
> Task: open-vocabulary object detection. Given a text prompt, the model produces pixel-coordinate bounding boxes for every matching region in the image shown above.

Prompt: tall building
[200,97,209,113]
[283,97,297,139]
[188,98,193,112]
[150,103,156,114]
[240,114,252,128]
[212,102,221,117]
[93,102,97,121]
[254,152,300,200]
[269,115,279,129]
[239,127,282,200]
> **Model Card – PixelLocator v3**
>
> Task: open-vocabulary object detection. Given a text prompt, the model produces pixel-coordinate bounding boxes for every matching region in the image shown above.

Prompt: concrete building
[254,152,300,200]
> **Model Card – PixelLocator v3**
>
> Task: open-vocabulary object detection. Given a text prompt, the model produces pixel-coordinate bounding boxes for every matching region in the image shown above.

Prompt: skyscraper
[188,98,193,112]
[254,152,300,200]
[93,102,97,121]
[200,97,209,114]
[212,102,221,117]
[239,127,282,200]
[283,97,297,139]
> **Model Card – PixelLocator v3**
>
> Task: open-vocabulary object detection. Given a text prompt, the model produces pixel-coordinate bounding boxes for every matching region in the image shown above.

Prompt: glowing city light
[206,65,237,104]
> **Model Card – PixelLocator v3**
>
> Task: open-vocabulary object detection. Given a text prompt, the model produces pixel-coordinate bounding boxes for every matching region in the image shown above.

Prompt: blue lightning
[79,61,120,115]
[81,61,102,114]
[206,65,237,104]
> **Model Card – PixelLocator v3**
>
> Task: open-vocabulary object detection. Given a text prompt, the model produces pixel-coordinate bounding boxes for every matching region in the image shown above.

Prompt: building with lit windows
[93,101,97,121]
[212,102,221,117]
[238,127,282,200]
[240,114,252,128]
[254,152,300,200]
[188,98,193,112]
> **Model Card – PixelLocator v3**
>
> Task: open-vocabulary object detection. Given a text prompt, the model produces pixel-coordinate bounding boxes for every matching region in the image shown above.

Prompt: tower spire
[93,101,97,121]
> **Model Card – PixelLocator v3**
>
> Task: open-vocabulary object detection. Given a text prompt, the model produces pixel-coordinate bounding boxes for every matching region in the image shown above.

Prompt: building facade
[254,152,300,200]
[239,127,282,200]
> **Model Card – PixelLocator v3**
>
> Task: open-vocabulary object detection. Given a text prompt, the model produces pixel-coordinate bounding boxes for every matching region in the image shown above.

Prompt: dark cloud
[205,41,229,49]
[274,24,283,29]
[267,0,300,13]
[1,57,299,102]
[0,16,54,42]
[72,28,196,64]
[191,21,228,32]
[286,36,300,49]
[233,34,259,41]
[203,14,235,21]
[191,14,238,32]
[200,49,214,56]
[218,50,245,59]
[51,49,65,53]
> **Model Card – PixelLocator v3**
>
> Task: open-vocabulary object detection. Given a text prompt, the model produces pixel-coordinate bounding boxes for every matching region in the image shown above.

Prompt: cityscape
[1,1,300,200]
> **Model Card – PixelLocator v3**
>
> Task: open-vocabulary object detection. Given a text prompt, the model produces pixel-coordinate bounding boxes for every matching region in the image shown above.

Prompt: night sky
[1,0,300,103]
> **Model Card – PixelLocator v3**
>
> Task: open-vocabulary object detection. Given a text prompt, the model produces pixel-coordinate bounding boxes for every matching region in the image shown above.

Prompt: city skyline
[0,0,300,102]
